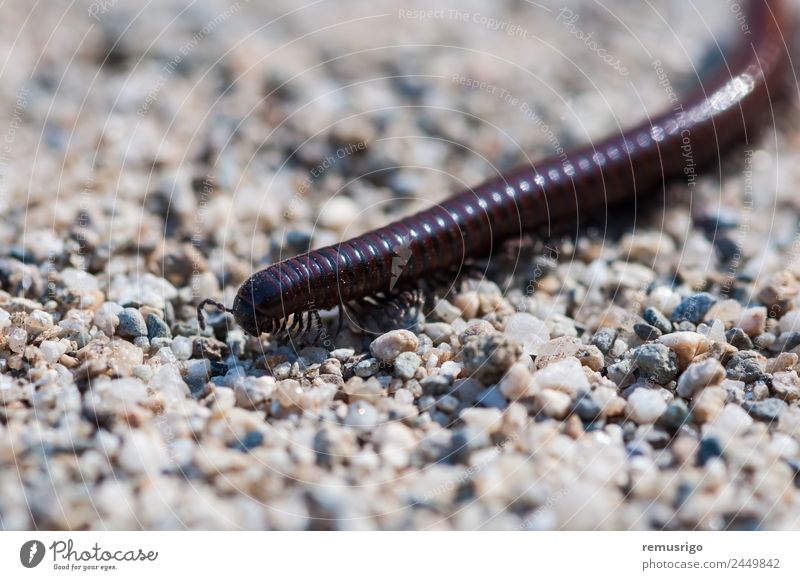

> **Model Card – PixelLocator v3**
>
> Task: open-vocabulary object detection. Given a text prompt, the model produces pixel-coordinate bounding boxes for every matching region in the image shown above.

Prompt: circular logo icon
[20,540,45,568]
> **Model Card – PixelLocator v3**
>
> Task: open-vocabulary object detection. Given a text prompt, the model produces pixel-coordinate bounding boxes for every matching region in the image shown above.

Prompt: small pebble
[626,388,668,424]
[670,293,717,324]
[634,323,662,341]
[370,330,418,363]
[643,307,672,334]
[573,393,602,421]
[696,436,723,466]
[725,327,752,350]
[738,306,767,337]
[39,340,67,363]
[504,312,549,355]
[354,358,380,378]
[632,343,678,384]
[536,389,572,419]
[171,336,193,360]
[591,327,617,353]
[726,351,767,383]
[459,408,502,434]
[771,371,800,402]
[532,357,590,395]
[145,313,171,340]
[345,401,380,428]
[497,363,536,400]
[745,398,788,422]
[117,308,148,340]
[659,400,691,431]
[676,358,725,399]
[393,352,421,380]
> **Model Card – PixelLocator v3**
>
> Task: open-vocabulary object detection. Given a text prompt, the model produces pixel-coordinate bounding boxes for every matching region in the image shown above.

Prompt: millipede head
[231,272,292,337]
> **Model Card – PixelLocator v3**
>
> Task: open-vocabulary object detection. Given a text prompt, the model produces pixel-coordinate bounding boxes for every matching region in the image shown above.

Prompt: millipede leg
[276,317,288,335]
[297,311,309,334]
[288,313,302,334]
[311,309,323,343]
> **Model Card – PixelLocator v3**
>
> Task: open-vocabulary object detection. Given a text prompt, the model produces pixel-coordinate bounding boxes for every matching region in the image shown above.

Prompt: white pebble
[779,310,800,334]
[118,431,168,476]
[536,389,571,419]
[39,340,67,363]
[345,400,380,429]
[171,336,193,360]
[459,408,502,434]
[626,388,667,424]
[440,360,463,378]
[8,327,27,353]
[370,330,418,363]
[498,362,537,399]
[532,357,590,395]
[25,309,53,336]
[94,302,123,336]
[318,196,359,230]
[504,312,549,355]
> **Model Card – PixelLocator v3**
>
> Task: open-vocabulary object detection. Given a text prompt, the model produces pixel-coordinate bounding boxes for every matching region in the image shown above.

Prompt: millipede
[199,0,793,340]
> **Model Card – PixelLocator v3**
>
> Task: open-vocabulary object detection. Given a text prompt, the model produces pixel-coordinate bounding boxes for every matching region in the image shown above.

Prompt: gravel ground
[2,0,800,530]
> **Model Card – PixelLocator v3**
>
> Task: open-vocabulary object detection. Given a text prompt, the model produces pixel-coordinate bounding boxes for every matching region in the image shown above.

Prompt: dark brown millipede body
[200,0,793,338]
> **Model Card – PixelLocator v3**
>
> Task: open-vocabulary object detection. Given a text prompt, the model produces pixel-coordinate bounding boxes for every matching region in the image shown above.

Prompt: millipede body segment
[225,0,792,338]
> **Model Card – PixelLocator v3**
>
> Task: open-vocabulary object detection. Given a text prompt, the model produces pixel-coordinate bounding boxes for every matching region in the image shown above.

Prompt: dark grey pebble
[432,411,451,427]
[436,394,460,414]
[659,400,691,432]
[584,419,606,432]
[726,351,766,383]
[145,313,171,340]
[299,346,329,367]
[622,421,637,443]
[673,481,694,509]
[725,327,752,350]
[745,397,788,422]
[643,307,672,334]
[714,237,741,263]
[476,387,507,409]
[696,436,723,466]
[722,515,761,531]
[786,458,800,488]
[448,427,491,464]
[417,395,437,413]
[231,431,264,452]
[117,307,147,339]
[591,327,617,353]
[645,429,671,449]
[670,293,717,324]
[607,357,635,386]
[694,208,739,232]
[573,393,602,421]
[70,330,92,349]
[420,375,453,396]
[282,230,313,255]
[780,331,800,352]
[753,332,776,350]
[313,430,335,467]
[626,440,652,457]
[632,343,678,384]
[634,322,662,341]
